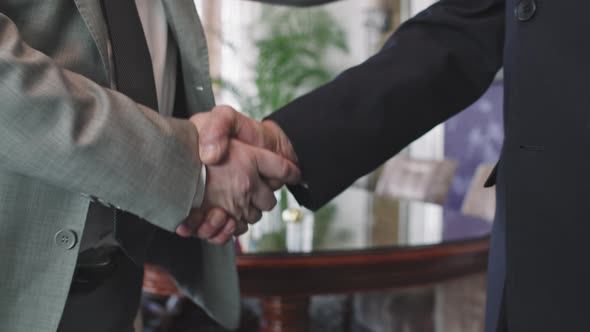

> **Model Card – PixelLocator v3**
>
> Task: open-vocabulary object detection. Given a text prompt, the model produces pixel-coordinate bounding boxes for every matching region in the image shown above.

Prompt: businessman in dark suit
[190,0,590,330]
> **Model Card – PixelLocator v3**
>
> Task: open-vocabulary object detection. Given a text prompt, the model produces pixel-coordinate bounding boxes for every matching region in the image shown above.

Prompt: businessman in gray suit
[0,1,301,331]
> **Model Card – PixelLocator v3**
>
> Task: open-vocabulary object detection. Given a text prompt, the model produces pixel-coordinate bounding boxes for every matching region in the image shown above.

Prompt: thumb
[199,132,229,165]
[192,105,264,164]
[191,107,236,164]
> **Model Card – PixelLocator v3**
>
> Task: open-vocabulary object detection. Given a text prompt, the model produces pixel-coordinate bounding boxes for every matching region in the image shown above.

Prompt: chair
[141,265,184,331]
[374,155,458,205]
[461,163,496,222]
[355,156,458,332]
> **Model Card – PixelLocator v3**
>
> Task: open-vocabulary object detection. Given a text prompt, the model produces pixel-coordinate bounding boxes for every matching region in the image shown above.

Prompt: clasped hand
[176,105,299,244]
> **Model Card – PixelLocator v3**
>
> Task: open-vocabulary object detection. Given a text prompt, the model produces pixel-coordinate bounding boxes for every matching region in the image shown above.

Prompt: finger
[196,208,230,239]
[254,146,301,184]
[192,107,236,164]
[251,182,277,211]
[265,179,283,191]
[243,207,263,224]
[234,220,249,236]
[208,219,237,245]
[262,120,298,162]
[176,223,193,238]
[176,208,206,238]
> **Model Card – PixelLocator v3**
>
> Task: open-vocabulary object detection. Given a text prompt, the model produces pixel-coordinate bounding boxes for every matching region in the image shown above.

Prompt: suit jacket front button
[54,230,77,250]
[515,0,537,21]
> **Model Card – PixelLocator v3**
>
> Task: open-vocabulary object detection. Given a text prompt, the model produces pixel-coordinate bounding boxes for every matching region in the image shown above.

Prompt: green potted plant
[216,5,348,250]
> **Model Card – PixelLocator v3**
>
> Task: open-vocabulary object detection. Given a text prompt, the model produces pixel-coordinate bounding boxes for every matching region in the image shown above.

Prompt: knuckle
[224,222,236,235]
[266,197,278,211]
[217,105,236,118]
[242,226,250,235]
[235,175,253,196]
[278,159,291,178]
[204,126,225,141]
[197,226,212,239]
[228,203,243,221]
[230,206,243,221]
[209,208,225,221]
[189,113,205,124]
[246,210,263,224]
[258,194,277,211]
[234,221,247,235]
[267,179,282,191]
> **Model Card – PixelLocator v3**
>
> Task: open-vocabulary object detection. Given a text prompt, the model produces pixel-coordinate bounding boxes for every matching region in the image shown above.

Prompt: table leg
[342,295,353,332]
[261,296,310,332]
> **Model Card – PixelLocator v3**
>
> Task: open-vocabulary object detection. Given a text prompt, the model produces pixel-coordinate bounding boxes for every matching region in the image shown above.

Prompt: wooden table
[144,188,492,332]
[236,188,492,332]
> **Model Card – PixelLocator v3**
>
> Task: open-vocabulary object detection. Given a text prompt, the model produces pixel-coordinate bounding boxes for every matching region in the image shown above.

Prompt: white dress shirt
[135,0,177,116]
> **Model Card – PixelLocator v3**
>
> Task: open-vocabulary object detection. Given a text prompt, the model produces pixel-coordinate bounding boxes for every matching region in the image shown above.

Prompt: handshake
[175,105,300,244]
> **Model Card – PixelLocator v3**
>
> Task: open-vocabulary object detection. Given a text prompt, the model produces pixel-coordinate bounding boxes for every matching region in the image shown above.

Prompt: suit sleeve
[0,13,201,232]
[267,0,506,210]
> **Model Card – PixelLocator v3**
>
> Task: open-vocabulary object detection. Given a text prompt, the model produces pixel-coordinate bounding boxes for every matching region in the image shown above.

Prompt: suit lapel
[162,0,216,114]
[72,0,214,113]
[72,0,113,84]
[157,1,241,327]
[67,3,238,324]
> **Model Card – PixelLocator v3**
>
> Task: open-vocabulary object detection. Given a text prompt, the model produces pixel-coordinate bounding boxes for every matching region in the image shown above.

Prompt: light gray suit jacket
[0,1,239,331]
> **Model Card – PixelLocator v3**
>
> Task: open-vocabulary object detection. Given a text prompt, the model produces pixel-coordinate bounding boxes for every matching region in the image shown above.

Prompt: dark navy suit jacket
[268,0,505,328]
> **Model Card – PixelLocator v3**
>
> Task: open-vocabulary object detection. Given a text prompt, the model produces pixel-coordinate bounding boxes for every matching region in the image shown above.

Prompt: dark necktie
[101,0,160,263]
[101,0,159,110]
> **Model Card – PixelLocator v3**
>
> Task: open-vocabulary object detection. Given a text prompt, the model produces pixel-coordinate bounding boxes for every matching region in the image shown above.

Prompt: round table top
[143,187,492,298]
[236,187,492,296]
[238,187,491,256]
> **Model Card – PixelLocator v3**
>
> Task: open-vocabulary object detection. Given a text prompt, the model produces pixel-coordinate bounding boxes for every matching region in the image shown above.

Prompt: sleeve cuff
[192,164,207,208]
